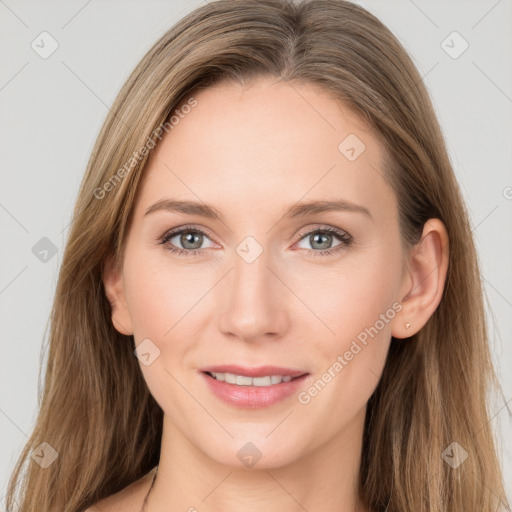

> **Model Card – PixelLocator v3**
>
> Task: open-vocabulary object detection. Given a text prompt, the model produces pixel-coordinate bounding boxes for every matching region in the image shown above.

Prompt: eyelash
[158,224,353,257]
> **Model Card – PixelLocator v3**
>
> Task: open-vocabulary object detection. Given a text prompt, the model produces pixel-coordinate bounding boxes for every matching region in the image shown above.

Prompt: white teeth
[253,376,271,386]
[210,372,296,386]
[236,375,253,386]
[225,373,236,384]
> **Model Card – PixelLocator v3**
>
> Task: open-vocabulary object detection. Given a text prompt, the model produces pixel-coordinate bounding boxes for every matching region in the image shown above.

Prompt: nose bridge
[218,236,288,341]
[232,243,271,302]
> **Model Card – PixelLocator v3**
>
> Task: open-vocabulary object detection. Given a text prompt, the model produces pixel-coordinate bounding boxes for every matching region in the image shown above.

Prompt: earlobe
[392,218,449,339]
[101,253,134,336]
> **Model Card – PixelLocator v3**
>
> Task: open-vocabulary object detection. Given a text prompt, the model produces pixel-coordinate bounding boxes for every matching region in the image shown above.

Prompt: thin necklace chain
[140,465,158,512]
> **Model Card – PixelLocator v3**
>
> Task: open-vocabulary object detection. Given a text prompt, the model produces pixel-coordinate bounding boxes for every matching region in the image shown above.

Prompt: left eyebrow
[144,198,372,221]
[284,199,372,220]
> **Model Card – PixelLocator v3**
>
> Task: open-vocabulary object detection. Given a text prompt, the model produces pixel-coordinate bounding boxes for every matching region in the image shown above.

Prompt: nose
[217,244,290,343]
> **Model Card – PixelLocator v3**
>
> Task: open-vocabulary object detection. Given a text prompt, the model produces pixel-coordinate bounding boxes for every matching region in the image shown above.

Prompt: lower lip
[201,372,309,409]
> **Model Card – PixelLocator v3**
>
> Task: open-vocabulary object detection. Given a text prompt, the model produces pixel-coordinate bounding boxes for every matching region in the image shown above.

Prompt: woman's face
[107,77,411,469]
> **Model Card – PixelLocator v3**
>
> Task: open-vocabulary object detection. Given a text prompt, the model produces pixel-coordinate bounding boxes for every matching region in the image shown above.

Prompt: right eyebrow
[144,199,223,220]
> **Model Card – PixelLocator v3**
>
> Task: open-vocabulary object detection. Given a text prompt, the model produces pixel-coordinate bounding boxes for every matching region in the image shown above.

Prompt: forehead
[136,78,395,222]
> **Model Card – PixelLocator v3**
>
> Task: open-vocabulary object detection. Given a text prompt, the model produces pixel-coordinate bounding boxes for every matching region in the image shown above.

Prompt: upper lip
[201,365,308,378]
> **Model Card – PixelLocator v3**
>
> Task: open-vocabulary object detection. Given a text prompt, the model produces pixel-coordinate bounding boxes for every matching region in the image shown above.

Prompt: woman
[6,0,509,511]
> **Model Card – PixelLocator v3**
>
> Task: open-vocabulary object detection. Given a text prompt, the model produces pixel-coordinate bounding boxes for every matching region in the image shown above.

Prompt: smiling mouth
[204,371,307,387]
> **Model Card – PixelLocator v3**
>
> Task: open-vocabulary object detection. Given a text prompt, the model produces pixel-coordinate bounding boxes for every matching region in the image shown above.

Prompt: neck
[145,408,367,512]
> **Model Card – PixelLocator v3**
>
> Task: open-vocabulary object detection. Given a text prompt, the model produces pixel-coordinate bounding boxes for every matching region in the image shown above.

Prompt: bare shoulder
[84,467,157,512]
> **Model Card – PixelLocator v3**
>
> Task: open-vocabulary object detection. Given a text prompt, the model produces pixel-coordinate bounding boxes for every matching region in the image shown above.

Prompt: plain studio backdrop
[0,0,511,506]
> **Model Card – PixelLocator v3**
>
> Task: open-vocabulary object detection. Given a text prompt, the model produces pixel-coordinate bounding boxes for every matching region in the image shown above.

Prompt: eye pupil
[181,231,202,249]
[311,232,332,250]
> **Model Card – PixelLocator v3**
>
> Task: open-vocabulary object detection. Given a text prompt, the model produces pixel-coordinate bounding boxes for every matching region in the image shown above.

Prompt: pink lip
[199,366,310,409]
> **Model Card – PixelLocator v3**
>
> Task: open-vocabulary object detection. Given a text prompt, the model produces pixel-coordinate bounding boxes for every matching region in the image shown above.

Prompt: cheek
[300,244,403,348]
[123,249,204,339]
[122,250,212,393]
[295,242,402,407]
[122,253,201,412]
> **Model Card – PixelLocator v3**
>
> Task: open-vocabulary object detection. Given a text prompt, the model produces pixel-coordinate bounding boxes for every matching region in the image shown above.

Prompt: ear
[392,218,449,339]
[102,253,134,336]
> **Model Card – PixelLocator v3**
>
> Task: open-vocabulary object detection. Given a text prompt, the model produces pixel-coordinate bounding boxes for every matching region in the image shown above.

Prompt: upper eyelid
[162,224,214,242]
[296,225,351,240]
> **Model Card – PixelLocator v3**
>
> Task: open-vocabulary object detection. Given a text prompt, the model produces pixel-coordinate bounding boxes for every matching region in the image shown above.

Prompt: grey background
[1,0,511,506]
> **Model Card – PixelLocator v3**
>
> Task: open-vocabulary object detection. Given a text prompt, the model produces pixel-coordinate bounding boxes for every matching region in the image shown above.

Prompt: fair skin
[95,77,449,512]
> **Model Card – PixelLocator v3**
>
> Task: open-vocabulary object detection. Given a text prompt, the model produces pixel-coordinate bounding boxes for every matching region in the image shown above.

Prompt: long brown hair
[6,1,509,510]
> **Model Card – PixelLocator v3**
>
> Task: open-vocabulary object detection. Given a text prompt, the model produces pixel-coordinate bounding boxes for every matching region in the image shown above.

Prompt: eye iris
[181,231,202,250]
[311,232,332,250]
